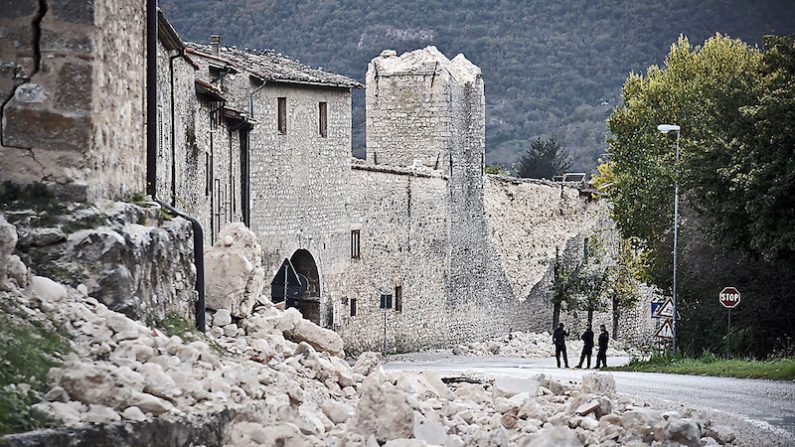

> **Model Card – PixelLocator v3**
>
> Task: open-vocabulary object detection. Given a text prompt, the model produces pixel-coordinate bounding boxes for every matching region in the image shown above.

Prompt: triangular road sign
[654,298,674,318]
[655,318,674,339]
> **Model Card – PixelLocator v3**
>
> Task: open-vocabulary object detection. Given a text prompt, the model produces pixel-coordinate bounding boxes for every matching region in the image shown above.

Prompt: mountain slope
[159,0,795,171]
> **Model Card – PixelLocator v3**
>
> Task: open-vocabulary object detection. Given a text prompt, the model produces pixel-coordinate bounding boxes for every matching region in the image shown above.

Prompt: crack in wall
[0,0,49,151]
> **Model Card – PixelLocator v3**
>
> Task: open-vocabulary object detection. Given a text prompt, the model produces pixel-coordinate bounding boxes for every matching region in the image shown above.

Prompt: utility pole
[658,124,681,355]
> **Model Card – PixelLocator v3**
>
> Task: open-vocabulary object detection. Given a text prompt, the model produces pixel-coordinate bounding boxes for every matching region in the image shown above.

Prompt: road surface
[384,355,795,447]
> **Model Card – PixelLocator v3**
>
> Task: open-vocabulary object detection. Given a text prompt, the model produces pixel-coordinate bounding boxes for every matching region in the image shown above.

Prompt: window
[351,230,360,259]
[394,285,402,312]
[319,102,328,137]
[350,298,357,317]
[205,152,210,196]
[277,97,287,134]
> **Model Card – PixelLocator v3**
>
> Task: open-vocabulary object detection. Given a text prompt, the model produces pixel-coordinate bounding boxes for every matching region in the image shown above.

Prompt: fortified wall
[1,2,648,352]
[337,48,599,352]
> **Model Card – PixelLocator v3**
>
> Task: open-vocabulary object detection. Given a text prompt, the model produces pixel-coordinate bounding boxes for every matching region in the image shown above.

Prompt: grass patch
[0,312,72,436]
[607,353,795,380]
[151,312,196,339]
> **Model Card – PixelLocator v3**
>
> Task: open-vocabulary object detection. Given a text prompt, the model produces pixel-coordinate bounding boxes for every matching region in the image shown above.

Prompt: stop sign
[719,287,741,309]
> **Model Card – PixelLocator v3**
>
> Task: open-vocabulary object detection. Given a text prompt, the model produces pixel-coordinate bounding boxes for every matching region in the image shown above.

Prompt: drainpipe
[243,81,265,227]
[147,1,206,332]
[157,200,206,333]
[146,0,157,197]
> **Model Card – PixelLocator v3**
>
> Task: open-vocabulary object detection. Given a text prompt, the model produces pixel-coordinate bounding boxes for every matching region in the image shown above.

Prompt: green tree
[484,164,510,176]
[607,34,762,287]
[516,137,571,180]
[688,35,795,262]
[606,33,795,356]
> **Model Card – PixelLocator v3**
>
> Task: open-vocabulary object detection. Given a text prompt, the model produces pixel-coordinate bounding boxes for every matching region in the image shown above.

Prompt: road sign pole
[727,308,731,359]
[383,308,387,357]
[672,129,680,355]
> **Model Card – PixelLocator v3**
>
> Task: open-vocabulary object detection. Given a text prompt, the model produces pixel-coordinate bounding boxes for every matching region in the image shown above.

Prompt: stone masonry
[1,2,648,353]
[0,0,146,202]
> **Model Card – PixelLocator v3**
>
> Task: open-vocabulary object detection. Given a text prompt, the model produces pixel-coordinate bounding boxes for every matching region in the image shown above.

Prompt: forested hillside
[159,0,795,171]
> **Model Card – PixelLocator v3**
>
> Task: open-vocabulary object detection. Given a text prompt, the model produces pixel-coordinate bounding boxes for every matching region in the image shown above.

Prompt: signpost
[380,294,392,356]
[651,301,663,319]
[719,287,740,358]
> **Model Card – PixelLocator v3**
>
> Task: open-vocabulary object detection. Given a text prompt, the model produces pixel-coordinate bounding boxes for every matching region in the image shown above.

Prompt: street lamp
[658,123,681,354]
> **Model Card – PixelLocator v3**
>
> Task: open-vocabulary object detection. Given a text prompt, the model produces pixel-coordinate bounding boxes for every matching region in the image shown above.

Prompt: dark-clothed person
[552,322,569,368]
[576,325,594,368]
[596,324,609,368]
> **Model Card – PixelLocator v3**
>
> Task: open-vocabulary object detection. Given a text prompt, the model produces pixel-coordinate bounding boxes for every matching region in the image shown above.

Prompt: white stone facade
[1,2,642,352]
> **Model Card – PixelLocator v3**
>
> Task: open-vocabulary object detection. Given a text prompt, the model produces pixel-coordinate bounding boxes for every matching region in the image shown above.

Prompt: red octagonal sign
[719,287,741,309]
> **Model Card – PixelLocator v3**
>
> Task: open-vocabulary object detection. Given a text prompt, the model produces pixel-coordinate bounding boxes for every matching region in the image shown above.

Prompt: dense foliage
[159,0,795,171]
[515,137,571,179]
[605,34,795,357]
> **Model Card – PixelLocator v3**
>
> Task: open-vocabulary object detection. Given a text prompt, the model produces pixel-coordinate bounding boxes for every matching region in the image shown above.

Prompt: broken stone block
[204,223,265,318]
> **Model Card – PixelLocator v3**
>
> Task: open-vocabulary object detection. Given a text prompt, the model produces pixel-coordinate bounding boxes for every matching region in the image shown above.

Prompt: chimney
[210,35,220,57]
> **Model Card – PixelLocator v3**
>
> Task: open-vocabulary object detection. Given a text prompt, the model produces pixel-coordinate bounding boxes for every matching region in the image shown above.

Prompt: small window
[351,230,360,259]
[350,298,357,317]
[394,285,402,312]
[319,102,328,137]
[205,153,210,196]
[277,97,287,134]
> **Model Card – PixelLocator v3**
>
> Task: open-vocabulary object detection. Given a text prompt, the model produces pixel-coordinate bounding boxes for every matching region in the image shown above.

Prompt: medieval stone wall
[0,0,146,201]
[365,51,451,169]
[340,163,450,353]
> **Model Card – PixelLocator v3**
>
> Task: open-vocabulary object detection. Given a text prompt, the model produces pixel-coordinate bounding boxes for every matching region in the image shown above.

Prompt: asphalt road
[384,355,795,447]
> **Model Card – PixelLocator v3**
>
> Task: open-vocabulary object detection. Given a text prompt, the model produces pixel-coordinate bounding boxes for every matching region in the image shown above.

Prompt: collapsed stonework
[0,224,734,446]
[2,195,196,322]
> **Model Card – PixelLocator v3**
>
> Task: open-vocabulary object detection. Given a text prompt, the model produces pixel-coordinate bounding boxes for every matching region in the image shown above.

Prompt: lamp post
[657,123,680,354]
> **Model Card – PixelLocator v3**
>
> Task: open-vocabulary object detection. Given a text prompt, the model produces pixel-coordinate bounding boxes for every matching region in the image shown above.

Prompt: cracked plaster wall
[0,0,146,202]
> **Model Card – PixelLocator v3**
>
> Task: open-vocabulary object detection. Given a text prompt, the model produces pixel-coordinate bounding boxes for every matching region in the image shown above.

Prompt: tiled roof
[186,43,362,89]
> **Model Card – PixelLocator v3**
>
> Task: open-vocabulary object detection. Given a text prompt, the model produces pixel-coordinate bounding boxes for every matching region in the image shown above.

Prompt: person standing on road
[552,322,569,368]
[596,324,609,368]
[576,324,594,368]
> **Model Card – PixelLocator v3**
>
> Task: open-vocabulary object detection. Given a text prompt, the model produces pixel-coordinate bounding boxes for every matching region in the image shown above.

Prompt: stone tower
[365,47,485,171]
[366,47,503,340]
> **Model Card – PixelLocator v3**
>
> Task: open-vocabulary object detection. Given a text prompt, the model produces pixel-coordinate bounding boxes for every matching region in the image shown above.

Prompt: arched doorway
[269,249,321,325]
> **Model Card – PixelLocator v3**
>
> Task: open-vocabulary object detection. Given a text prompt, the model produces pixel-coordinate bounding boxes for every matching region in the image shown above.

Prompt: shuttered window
[351,230,360,259]
[319,102,327,137]
[277,97,287,134]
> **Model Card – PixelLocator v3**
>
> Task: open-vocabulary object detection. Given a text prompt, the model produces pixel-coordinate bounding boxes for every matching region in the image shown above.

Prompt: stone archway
[269,249,321,325]
[290,249,321,325]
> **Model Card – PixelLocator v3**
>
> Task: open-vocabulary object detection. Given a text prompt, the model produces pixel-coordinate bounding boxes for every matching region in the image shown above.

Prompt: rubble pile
[452,331,631,359]
[1,217,734,446]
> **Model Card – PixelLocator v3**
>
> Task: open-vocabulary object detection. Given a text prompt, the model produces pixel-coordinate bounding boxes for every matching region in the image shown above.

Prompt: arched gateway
[269,249,321,325]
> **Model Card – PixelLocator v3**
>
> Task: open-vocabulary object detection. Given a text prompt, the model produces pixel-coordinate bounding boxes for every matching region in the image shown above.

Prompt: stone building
[183,38,361,326]
[1,4,651,352]
[0,0,146,201]
[339,48,600,352]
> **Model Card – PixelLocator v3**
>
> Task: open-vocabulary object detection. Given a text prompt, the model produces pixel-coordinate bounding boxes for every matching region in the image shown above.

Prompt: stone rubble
[452,330,631,360]
[0,218,735,446]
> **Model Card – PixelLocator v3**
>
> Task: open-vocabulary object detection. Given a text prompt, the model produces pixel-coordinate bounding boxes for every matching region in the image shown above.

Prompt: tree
[606,33,795,356]
[687,35,795,262]
[607,34,762,288]
[516,137,571,180]
[484,164,510,176]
